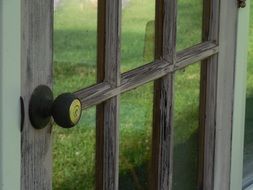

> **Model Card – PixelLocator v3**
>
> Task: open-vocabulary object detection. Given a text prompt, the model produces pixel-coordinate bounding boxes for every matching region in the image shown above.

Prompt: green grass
[247,3,253,97]
[243,2,253,183]
[51,0,236,189]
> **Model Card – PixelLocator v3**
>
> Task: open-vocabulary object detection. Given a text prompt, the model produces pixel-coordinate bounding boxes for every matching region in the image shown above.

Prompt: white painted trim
[0,0,21,190]
[230,3,250,190]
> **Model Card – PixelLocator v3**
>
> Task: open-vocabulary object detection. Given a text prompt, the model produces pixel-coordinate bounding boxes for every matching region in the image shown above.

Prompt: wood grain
[199,0,239,189]
[213,1,238,189]
[96,0,121,189]
[75,42,218,109]
[21,0,53,189]
[199,0,220,189]
[151,0,177,189]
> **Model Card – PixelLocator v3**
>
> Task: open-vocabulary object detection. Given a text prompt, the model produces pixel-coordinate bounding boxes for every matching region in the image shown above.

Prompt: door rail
[75,41,218,109]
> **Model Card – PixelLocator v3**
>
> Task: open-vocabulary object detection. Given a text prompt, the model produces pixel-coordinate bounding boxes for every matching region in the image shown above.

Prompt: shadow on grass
[173,131,199,190]
[173,104,199,190]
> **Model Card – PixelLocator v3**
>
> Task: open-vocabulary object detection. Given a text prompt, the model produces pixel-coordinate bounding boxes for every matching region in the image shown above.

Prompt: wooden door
[21,0,240,189]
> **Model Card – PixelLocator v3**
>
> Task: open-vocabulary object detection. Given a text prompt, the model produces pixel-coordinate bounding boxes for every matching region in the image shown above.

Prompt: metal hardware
[29,85,82,129]
[238,0,246,8]
[20,97,25,132]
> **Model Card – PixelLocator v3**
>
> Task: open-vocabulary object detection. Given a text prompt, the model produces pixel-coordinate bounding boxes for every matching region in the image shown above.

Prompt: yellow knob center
[69,99,82,125]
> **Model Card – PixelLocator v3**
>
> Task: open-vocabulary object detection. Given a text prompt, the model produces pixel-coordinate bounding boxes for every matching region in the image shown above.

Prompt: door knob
[29,85,82,129]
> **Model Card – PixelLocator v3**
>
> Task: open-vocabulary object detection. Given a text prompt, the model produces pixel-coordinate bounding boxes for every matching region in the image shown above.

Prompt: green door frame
[0,0,21,190]
[231,3,250,190]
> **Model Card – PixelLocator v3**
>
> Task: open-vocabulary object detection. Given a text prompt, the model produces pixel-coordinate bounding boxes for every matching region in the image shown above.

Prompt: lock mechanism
[238,0,246,8]
[29,85,82,129]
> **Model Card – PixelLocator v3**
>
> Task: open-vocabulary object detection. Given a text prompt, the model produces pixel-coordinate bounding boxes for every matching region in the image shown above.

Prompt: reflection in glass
[119,83,153,189]
[173,64,200,190]
[243,4,253,188]
[121,0,155,72]
[243,97,253,188]
[54,0,97,94]
[177,0,203,50]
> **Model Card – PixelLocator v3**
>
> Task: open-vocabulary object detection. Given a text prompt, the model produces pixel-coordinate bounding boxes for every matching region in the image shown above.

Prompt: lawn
[52,0,252,190]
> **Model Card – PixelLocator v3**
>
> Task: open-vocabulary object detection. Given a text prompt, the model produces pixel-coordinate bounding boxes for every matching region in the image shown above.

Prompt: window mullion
[96,0,121,189]
[151,0,177,189]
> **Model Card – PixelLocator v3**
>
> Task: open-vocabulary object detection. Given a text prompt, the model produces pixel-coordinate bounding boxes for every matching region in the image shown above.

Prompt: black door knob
[29,85,82,129]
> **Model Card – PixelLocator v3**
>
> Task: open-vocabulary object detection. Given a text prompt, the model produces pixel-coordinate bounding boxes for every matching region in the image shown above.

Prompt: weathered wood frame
[151,0,177,188]
[213,1,239,189]
[199,0,220,188]
[21,0,53,189]
[76,42,218,108]
[199,0,241,189]
[96,0,121,189]
[20,0,243,189]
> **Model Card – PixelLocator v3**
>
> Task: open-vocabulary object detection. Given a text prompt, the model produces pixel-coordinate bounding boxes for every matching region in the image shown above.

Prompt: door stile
[96,0,121,189]
[199,0,220,189]
[213,1,238,189]
[200,0,239,189]
[21,0,53,189]
[151,0,177,189]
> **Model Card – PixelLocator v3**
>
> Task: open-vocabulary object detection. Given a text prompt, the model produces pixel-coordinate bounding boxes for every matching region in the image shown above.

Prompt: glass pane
[173,64,200,190]
[53,108,96,189]
[119,83,153,189]
[177,0,203,51]
[121,0,155,73]
[54,0,97,93]
[243,3,253,189]
[53,0,97,189]
[243,99,253,188]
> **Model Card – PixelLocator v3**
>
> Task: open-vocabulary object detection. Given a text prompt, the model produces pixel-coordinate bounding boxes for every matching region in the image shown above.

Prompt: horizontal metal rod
[75,41,219,109]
